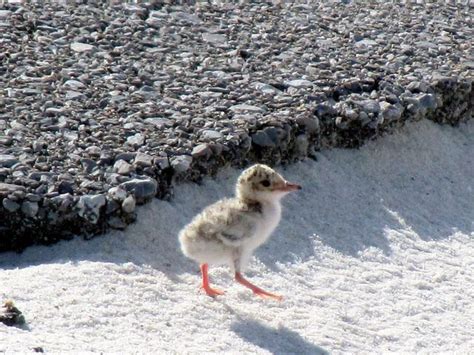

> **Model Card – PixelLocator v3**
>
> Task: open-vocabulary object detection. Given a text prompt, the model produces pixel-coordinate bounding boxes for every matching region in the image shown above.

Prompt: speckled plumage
[179,164,301,299]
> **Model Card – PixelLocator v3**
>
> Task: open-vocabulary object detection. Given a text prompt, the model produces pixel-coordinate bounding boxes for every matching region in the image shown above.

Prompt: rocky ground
[0,1,473,252]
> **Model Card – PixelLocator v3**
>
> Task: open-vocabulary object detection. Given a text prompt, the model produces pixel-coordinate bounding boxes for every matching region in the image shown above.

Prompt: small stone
[255,83,282,94]
[201,130,223,140]
[113,160,134,175]
[251,127,282,148]
[144,117,172,129]
[21,201,39,218]
[295,113,320,134]
[171,155,193,174]
[115,152,136,162]
[251,130,274,147]
[229,104,265,113]
[71,42,95,52]
[134,152,153,168]
[416,93,437,111]
[26,193,41,202]
[57,181,74,195]
[355,99,380,114]
[191,143,212,159]
[380,102,403,122]
[81,159,97,173]
[119,178,157,204]
[0,154,19,168]
[295,134,309,157]
[0,10,12,20]
[2,198,20,212]
[127,133,145,147]
[64,80,86,90]
[354,39,378,47]
[66,91,86,100]
[0,183,25,196]
[202,33,226,44]
[121,195,136,214]
[77,194,106,224]
[286,79,313,88]
[108,186,127,201]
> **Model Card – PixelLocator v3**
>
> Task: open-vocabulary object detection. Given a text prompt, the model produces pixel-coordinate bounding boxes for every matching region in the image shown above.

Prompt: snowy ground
[1,120,473,354]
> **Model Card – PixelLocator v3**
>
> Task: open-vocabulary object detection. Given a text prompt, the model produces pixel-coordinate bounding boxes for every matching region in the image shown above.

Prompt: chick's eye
[261,179,270,187]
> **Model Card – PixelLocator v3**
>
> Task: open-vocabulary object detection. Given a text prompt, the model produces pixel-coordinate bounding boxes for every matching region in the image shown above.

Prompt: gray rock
[229,104,265,113]
[0,10,12,20]
[416,93,437,111]
[202,33,226,44]
[134,152,153,168]
[113,159,134,175]
[251,130,275,147]
[201,130,223,140]
[21,201,39,218]
[380,102,403,122]
[354,39,378,47]
[70,42,95,52]
[108,186,128,202]
[64,80,86,90]
[295,134,309,157]
[2,198,20,212]
[251,127,284,148]
[295,113,320,134]
[119,178,158,204]
[77,194,106,224]
[0,183,25,196]
[144,117,172,129]
[57,181,74,195]
[255,83,282,94]
[26,193,41,202]
[355,100,381,114]
[171,155,193,174]
[121,195,136,214]
[286,79,313,88]
[127,133,145,147]
[0,155,19,168]
[115,152,136,162]
[192,143,212,159]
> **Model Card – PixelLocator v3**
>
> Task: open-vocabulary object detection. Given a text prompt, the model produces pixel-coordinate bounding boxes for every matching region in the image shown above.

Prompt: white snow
[1,120,473,354]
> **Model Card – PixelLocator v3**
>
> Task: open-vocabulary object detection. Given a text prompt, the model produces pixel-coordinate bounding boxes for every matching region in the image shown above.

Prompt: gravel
[0,1,473,252]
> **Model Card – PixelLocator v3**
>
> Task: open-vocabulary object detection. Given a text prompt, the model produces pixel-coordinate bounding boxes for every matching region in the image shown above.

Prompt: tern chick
[179,164,301,300]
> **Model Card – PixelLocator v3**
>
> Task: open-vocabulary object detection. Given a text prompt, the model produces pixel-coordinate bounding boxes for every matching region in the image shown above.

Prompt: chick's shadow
[231,317,328,355]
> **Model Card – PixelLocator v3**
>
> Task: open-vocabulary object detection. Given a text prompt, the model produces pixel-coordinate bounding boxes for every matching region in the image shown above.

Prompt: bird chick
[179,164,301,300]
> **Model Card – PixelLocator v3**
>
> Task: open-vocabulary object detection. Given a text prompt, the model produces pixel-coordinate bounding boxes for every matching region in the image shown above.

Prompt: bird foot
[252,289,283,301]
[201,285,225,297]
[235,272,283,301]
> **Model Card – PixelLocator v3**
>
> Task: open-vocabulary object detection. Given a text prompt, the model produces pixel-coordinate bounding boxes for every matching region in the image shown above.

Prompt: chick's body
[179,196,280,272]
[179,164,301,300]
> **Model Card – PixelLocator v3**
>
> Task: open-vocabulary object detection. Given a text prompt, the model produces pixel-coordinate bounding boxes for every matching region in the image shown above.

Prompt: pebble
[119,178,157,204]
[2,198,20,213]
[108,186,127,202]
[0,155,19,168]
[77,195,106,224]
[70,42,95,52]
[121,195,136,214]
[114,160,134,175]
[191,143,212,159]
[171,155,193,174]
[21,201,39,218]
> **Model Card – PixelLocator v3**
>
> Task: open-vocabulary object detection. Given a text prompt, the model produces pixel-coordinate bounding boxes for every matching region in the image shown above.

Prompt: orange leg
[235,272,283,301]
[200,263,225,297]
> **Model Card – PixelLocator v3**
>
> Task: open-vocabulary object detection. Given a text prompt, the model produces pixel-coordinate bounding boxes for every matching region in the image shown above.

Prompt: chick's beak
[277,181,302,192]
